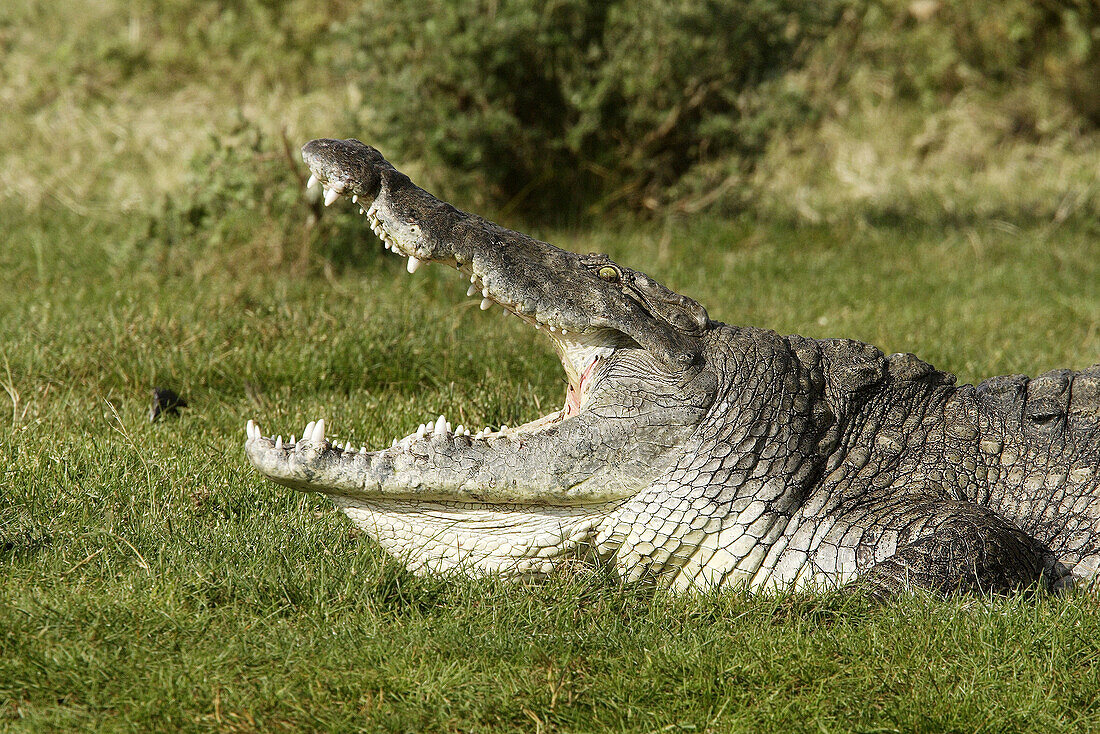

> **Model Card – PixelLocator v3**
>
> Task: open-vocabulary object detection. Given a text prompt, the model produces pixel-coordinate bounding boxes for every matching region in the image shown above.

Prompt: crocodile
[244,138,1100,596]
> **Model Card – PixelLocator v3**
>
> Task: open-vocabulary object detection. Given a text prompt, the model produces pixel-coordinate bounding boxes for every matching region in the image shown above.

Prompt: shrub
[148,120,305,262]
[144,119,370,278]
[340,0,841,219]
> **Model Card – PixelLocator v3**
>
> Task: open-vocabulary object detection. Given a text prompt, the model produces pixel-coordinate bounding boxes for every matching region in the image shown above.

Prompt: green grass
[3,0,1100,730]
[2,198,1098,731]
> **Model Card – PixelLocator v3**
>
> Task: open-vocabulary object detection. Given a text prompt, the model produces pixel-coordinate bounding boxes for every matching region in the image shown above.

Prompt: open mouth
[243,174,622,457]
[243,140,712,576]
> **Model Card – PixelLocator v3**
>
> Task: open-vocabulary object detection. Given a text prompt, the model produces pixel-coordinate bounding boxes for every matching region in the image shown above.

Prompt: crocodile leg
[841,501,1054,598]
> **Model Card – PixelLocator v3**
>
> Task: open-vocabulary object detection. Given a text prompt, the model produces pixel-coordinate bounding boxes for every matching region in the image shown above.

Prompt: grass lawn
[2,196,1098,731]
[3,1,1100,729]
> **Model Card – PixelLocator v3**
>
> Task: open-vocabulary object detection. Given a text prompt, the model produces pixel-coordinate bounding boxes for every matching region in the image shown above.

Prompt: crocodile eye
[598,266,619,282]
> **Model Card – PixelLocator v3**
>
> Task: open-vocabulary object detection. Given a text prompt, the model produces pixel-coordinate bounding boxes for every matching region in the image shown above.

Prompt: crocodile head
[245,139,717,578]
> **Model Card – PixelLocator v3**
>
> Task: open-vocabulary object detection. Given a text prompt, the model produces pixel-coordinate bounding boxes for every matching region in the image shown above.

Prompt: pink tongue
[564,357,598,418]
[565,385,581,417]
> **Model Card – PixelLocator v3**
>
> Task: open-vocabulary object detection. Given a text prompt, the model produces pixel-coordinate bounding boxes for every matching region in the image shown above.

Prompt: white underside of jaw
[331,494,617,577]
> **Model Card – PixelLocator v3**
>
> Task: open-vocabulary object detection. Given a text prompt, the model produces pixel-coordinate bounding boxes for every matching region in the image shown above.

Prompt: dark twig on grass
[150,387,188,422]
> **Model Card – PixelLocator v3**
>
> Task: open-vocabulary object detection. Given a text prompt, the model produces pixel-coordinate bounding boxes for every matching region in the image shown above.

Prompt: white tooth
[311,418,325,444]
[434,415,447,435]
[306,174,318,189]
[246,419,255,439]
[323,188,340,206]
[480,298,492,310]
[467,284,478,297]
[407,256,422,274]
[304,421,315,440]
[275,435,283,449]
[351,195,358,203]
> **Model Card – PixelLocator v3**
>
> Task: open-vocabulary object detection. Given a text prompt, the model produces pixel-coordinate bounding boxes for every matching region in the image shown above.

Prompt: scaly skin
[244,138,1100,595]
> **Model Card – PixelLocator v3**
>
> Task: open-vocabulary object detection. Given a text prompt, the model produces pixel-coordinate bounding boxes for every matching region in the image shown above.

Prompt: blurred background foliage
[340,0,839,217]
[2,0,1098,230]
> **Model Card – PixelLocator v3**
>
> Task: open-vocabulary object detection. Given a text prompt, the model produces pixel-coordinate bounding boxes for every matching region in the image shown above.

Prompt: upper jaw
[304,149,590,336]
[301,138,703,370]
[303,145,628,406]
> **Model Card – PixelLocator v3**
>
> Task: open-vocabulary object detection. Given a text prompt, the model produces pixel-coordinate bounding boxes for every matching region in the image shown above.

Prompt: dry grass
[753,77,1100,225]
[0,0,360,214]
